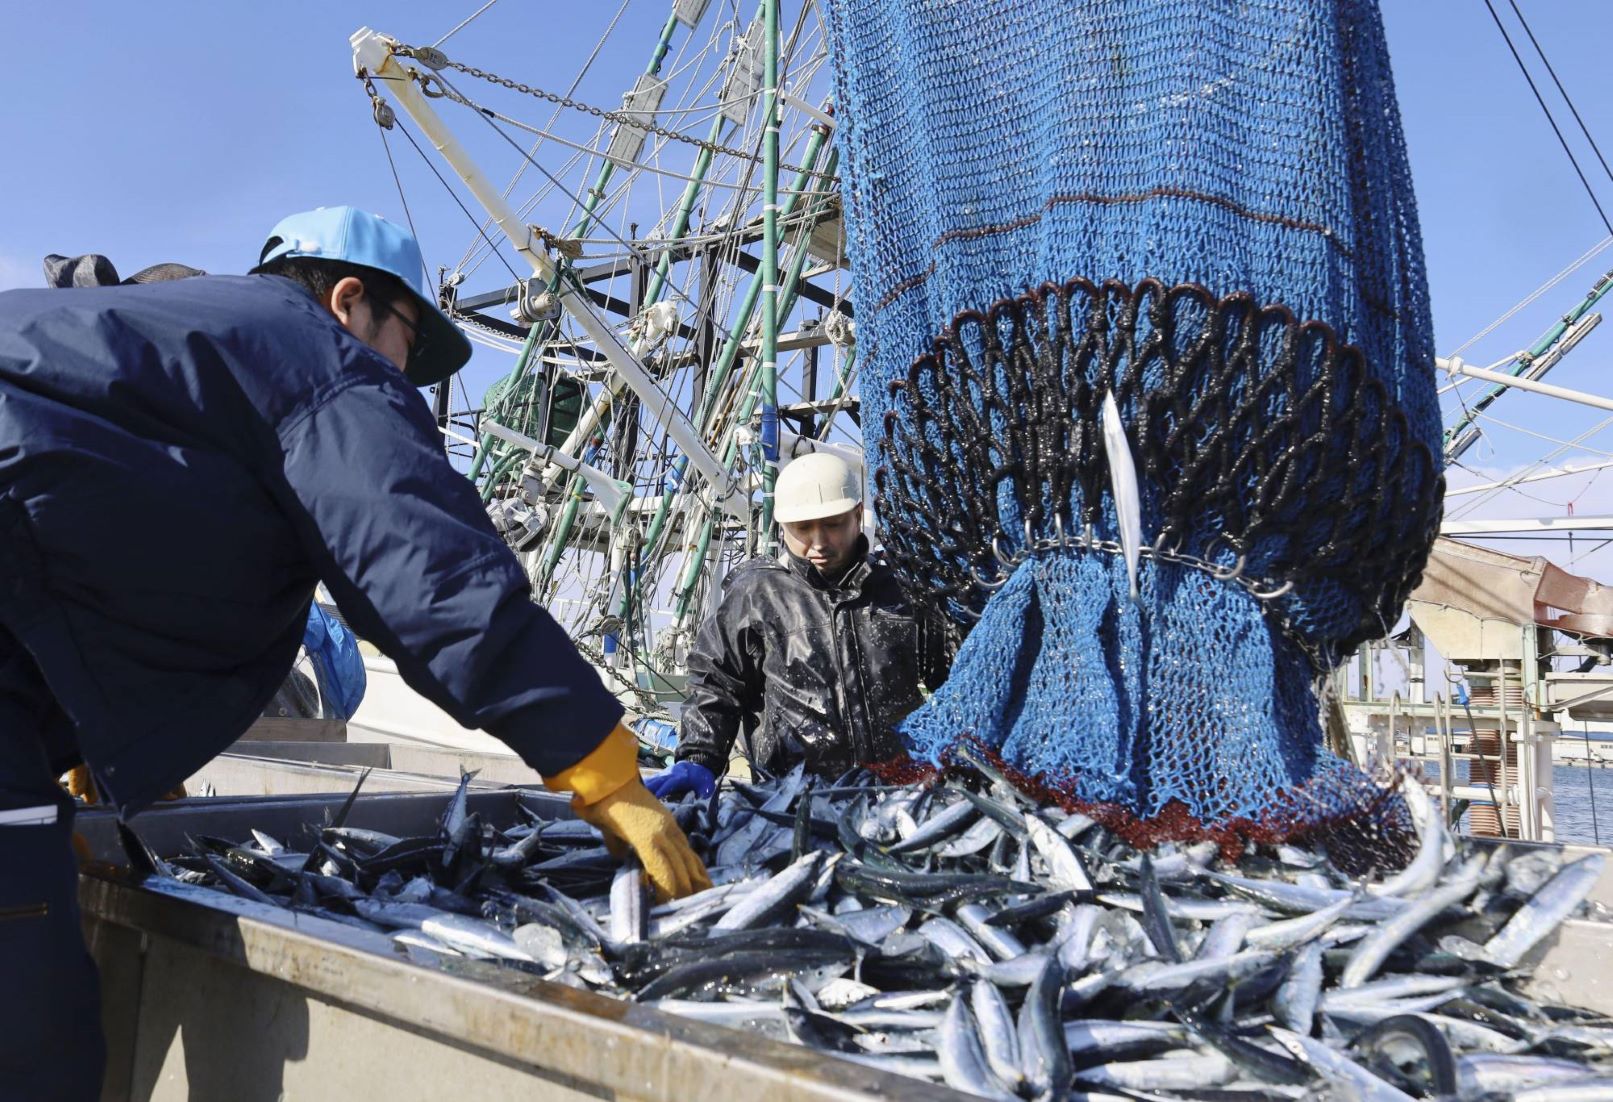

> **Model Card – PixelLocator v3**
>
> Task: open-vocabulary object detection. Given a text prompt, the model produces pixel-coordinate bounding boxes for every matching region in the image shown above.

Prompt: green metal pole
[532,111,731,590]
[667,166,841,625]
[758,0,782,554]
[538,481,588,591]
[521,12,694,571]
[630,127,833,586]
[469,331,543,483]
[479,450,528,503]
[772,151,839,326]
[1445,266,1613,456]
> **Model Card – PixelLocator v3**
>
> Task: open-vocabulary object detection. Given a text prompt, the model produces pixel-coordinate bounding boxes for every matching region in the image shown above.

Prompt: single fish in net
[822,0,1444,844]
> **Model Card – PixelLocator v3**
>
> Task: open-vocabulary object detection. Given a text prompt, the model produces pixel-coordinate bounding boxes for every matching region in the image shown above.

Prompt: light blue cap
[256,206,471,386]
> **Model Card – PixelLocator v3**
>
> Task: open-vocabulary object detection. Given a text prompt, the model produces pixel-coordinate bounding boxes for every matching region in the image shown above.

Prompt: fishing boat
[321,5,1613,855]
[341,7,855,765]
[63,6,1613,1099]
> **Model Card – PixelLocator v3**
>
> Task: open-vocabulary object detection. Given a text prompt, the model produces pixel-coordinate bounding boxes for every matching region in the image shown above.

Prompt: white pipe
[1438,355,1613,414]
[1442,515,1613,535]
[481,421,628,515]
[776,426,863,471]
[1446,457,1613,497]
[778,91,834,129]
[351,28,743,517]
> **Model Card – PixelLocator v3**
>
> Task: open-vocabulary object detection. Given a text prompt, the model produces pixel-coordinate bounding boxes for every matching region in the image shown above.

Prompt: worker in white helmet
[647,452,954,797]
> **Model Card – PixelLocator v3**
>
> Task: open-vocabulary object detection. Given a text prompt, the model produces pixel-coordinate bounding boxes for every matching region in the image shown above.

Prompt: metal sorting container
[187,715,542,798]
[1502,840,1613,1015]
[75,791,976,1102]
[75,793,1613,1101]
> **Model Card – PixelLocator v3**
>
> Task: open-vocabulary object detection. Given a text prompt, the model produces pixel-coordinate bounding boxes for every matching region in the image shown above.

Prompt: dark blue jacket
[0,274,621,813]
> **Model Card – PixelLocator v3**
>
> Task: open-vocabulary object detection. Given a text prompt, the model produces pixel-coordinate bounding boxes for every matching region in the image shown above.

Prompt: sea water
[1549,763,1613,846]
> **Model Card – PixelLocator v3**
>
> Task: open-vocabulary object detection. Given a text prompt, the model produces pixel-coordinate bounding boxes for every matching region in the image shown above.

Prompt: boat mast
[350,27,743,517]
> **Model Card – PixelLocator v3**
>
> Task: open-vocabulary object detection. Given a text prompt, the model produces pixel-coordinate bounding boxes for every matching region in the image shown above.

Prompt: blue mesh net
[824,0,1443,830]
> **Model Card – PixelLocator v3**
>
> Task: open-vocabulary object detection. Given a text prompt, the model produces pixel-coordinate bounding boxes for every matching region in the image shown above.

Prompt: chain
[570,633,671,717]
[391,42,838,184]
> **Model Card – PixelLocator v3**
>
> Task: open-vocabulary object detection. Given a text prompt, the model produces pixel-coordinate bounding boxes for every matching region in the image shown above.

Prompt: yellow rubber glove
[546,723,713,902]
[60,765,184,803]
[61,765,97,804]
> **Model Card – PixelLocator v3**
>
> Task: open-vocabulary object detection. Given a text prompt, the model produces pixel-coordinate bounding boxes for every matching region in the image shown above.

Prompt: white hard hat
[774,452,862,523]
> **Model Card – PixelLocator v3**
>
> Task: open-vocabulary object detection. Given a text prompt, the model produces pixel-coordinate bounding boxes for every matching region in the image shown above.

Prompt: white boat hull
[347,656,510,755]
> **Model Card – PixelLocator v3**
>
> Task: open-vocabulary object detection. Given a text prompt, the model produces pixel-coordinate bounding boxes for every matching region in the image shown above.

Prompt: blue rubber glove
[644,760,717,801]
[302,604,366,720]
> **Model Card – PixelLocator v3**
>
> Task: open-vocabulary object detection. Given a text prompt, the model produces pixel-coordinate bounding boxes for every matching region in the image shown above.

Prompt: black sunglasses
[376,297,427,364]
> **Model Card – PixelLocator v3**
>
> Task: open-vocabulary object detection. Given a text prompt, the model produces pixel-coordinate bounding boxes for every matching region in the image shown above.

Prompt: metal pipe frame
[351,28,741,516]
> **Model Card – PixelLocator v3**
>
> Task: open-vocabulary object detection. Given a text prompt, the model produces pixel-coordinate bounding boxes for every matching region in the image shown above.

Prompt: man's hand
[544,721,712,902]
[571,777,712,902]
[644,760,717,801]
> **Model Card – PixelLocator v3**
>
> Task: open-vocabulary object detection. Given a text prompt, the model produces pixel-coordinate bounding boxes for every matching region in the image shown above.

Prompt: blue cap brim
[405,291,472,387]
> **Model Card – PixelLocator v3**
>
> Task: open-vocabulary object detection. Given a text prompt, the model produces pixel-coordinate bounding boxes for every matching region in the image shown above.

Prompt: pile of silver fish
[143,762,1613,1101]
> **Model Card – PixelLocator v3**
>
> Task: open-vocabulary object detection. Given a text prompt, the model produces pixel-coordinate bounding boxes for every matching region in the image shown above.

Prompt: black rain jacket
[675,538,953,778]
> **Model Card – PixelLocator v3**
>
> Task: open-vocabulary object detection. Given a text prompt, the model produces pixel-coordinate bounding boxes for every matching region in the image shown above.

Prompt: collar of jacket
[782,533,873,591]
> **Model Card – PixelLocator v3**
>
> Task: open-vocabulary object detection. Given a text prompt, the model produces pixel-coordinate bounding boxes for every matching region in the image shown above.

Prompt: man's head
[251,206,471,386]
[775,452,864,576]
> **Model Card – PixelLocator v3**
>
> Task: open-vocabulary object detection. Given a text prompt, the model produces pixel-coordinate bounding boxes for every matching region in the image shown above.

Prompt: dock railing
[1335,627,1565,842]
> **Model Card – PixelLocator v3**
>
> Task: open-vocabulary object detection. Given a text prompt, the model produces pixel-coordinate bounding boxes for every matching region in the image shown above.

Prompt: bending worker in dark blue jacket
[0,206,709,1100]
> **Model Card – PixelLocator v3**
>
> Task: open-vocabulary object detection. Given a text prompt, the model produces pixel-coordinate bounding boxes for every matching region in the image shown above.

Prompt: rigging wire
[388,113,525,286]
[1569,537,1613,568]
[454,0,633,276]
[465,108,771,194]
[374,123,432,290]
[433,0,500,49]
[1445,234,1613,359]
[432,70,748,343]
[1458,534,1613,542]
[1446,409,1613,520]
[1481,0,1613,236]
[1451,430,1613,513]
[1506,0,1613,188]
[370,7,848,647]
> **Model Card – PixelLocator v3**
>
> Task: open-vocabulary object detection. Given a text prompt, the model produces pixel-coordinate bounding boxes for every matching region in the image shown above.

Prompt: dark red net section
[864,737,1416,874]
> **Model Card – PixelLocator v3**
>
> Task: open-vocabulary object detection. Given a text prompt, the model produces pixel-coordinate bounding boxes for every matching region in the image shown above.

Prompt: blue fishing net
[824,0,1443,828]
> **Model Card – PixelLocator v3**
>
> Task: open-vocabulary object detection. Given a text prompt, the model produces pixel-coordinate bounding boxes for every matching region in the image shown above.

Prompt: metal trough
[76,791,975,1102]
[75,792,1613,1101]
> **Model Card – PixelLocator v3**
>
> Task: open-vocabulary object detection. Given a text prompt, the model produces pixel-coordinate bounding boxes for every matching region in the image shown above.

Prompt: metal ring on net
[877,278,1443,663]
[974,519,1300,609]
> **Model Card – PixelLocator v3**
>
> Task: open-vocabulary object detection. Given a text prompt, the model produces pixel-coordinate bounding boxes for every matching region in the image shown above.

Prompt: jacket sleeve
[271,371,622,777]
[675,575,766,776]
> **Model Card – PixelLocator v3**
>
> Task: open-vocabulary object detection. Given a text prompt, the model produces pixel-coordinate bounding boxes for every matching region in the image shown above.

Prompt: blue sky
[5,2,1613,568]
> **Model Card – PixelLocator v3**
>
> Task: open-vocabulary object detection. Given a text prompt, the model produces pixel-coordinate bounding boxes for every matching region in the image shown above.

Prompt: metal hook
[971,564,1009,592]
[1211,555,1247,582]
[991,533,1018,569]
[1248,578,1295,600]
